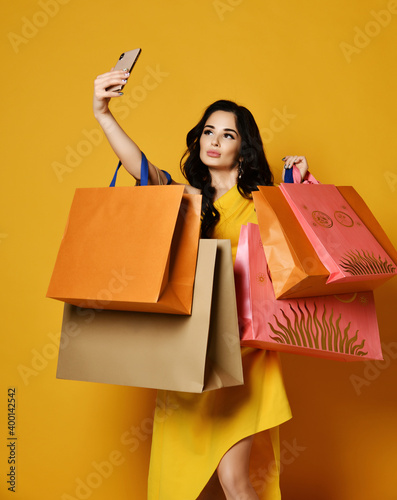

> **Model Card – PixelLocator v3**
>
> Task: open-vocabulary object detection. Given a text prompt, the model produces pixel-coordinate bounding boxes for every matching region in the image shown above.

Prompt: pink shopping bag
[234,223,383,361]
[279,184,397,285]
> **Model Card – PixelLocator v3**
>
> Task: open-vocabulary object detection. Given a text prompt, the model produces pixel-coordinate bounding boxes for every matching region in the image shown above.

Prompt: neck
[209,167,238,201]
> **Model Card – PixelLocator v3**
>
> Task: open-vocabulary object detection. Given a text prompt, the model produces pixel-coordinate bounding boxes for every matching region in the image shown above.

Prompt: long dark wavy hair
[180,100,273,237]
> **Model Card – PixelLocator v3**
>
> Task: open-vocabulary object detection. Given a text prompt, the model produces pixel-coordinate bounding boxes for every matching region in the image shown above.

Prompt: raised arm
[93,69,169,185]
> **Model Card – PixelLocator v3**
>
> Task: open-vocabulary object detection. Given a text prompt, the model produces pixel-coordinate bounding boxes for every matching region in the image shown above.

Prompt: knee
[217,466,251,498]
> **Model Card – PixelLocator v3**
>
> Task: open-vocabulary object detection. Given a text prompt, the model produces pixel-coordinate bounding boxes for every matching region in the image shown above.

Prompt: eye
[224,133,235,139]
[203,129,213,135]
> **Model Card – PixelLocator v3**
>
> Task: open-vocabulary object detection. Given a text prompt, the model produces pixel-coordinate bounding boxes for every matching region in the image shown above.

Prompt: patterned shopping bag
[234,223,383,361]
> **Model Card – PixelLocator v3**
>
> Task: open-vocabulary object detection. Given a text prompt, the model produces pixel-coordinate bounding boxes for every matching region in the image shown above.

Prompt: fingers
[94,69,130,98]
[282,155,308,169]
[282,155,309,182]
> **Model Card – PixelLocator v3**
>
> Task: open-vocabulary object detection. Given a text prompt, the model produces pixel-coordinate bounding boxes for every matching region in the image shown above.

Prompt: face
[199,111,242,170]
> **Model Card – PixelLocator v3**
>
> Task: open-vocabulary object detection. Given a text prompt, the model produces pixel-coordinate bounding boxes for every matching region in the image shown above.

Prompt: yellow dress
[148,185,292,499]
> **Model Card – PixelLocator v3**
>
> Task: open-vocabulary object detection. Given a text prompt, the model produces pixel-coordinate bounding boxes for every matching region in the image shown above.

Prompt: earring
[238,159,244,180]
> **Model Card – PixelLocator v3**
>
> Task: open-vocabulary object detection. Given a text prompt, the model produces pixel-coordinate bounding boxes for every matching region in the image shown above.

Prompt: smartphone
[106,48,141,92]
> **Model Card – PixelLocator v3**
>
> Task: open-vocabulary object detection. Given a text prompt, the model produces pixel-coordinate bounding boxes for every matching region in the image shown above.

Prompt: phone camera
[119,53,125,60]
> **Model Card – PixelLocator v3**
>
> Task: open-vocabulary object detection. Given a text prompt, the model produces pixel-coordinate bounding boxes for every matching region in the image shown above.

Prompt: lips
[207,150,221,158]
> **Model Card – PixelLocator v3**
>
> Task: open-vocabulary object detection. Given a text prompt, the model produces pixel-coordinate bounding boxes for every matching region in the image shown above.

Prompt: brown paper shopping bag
[253,185,397,299]
[47,185,201,314]
[56,239,244,393]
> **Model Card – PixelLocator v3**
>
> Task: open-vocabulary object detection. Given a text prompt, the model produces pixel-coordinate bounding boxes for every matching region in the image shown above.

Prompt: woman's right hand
[93,69,130,118]
[91,68,177,186]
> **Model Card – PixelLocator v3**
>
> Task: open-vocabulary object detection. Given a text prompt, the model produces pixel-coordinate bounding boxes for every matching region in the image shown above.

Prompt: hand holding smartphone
[106,48,141,92]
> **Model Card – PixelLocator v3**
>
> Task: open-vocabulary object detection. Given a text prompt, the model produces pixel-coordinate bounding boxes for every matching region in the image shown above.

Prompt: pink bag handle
[284,165,320,184]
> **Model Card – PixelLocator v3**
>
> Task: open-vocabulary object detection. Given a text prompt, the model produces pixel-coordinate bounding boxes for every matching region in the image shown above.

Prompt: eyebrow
[204,124,239,136]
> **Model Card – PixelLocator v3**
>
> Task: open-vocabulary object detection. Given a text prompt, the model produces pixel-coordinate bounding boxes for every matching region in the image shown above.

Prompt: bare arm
[93,69,169,185]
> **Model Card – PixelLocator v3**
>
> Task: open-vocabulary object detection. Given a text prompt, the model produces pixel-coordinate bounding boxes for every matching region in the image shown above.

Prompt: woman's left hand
[282,155,309,182]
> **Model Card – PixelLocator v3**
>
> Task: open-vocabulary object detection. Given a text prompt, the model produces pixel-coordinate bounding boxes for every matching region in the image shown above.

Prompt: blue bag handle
[109,152,172,187]
[283,167,294,183]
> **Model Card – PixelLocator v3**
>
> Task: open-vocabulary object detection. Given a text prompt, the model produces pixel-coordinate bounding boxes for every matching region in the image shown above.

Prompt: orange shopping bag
[47,184,201,314]
[252,187,329,299]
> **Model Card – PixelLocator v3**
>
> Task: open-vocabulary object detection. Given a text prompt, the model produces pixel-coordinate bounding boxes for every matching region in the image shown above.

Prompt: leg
[217,435,260,500]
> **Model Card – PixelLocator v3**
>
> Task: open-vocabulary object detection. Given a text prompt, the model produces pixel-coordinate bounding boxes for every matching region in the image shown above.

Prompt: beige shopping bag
[56,239,243,393]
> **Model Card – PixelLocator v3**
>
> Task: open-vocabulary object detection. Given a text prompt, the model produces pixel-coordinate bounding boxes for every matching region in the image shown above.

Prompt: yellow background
[1,0,397,498]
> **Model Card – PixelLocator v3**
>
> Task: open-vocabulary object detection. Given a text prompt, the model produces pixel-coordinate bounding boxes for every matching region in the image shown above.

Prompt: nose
[211,135,219,146]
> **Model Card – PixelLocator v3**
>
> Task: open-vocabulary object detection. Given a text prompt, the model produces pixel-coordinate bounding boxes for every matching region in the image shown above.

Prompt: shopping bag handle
[109,152,172,187]
[283,164,319,184]
[284,167,293,183]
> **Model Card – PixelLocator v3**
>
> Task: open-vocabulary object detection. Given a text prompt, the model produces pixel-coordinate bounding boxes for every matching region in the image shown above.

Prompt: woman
[94,68,310,500]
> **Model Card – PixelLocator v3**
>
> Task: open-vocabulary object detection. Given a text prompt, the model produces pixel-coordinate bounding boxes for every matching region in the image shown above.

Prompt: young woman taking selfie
[93,66,311,500]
